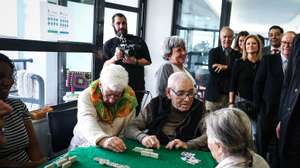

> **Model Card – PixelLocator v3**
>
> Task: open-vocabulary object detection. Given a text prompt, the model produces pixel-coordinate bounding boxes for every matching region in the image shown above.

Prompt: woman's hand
[99,136,127,152]
[25,157,47,168]
[0,100,12,144]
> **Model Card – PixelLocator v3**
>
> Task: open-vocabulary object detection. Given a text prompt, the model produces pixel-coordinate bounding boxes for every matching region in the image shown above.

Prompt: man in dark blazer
[262,25,284,56]
[254,32,296,167]
[205,26,241,112]
[276,33,300,168]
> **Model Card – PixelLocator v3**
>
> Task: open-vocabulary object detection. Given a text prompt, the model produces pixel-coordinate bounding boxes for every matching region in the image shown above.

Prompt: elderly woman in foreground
[70,64,137,153]
[155,36,195,96]
[204,108,269,168]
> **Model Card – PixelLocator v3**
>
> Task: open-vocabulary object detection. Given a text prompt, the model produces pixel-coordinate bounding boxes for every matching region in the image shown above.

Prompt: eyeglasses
[100,87,123,99]
[281,41,293,47]
[170,88,195,99]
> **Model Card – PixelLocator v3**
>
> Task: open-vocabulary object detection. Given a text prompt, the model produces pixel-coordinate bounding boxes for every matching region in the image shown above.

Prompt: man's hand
[112,47,124,62]
[141,135,160,149]
[212,64,227,73]
[0,100,12,144]
[276,122,281,139]
[99,136,127,152]
[165,139,187,150]
[122,56,137,64]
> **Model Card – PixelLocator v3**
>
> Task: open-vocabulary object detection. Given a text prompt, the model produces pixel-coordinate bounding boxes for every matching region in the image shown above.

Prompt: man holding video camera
[103,13,151,115]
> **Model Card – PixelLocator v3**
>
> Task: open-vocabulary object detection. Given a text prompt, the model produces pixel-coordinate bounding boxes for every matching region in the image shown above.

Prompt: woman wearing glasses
[155,36,195,96]
[70,64,138,153]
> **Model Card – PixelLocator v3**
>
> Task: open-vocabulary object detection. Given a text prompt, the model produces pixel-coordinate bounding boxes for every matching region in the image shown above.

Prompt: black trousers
[256,115,279,168]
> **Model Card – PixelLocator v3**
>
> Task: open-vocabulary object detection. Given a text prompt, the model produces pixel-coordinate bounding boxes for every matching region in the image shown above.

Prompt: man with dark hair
[103,13,152,115]
[262,25,284,55]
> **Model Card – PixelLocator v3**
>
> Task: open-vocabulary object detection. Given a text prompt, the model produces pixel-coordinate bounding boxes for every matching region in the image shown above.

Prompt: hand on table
[165,139,187,150]
[25,157,47,168]
[100,136,127,153]
[141,135,160,149]
[212,64,227,73]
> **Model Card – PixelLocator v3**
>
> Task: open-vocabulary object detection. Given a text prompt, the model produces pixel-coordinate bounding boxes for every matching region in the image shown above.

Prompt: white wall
[144,0,174,98]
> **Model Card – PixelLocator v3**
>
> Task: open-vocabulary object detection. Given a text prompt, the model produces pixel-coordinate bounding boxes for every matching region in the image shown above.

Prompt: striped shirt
[0,98,30,166]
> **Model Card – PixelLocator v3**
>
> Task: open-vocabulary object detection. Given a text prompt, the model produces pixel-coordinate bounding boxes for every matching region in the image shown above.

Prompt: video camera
[117,33,141,58]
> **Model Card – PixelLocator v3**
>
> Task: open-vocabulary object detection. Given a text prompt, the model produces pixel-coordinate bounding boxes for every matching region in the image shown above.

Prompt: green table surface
[43,139,217,168]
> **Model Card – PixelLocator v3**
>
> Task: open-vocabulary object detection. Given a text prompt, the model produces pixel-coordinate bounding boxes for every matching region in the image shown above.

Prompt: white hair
[205,108,254,156]
[99,64,129,91]
[167,72,195,91]
[162,36,186,60]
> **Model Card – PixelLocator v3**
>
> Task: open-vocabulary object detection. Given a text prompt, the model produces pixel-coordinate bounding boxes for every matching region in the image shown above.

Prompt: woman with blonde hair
[228,35,262,119]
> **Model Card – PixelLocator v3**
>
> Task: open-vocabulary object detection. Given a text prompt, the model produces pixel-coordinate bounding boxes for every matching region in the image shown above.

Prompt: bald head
[167,72,194,89]
[166,72,195,112]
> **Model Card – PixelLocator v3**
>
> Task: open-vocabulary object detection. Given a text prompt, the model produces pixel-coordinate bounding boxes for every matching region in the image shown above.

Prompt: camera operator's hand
[112,47,124,62]
[123,56,137,65]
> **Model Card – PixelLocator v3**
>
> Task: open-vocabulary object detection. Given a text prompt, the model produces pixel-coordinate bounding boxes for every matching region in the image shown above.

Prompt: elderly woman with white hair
[155,36,195,96]
[204,108,269,168]
[69,64,138,152]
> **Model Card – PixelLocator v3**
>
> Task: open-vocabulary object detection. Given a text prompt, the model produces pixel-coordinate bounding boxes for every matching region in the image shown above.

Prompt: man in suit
[254,31,296,167]
[276,33,300,168]
[205,26,241,112]
[262,25,284,56]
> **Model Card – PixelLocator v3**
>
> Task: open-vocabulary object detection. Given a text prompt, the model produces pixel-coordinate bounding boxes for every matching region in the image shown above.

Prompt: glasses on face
[101,87,123,99]
[170,88,194,99]
[281,41,293,47]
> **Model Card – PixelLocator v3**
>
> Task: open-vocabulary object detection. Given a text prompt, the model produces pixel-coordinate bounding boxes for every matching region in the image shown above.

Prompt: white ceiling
[180,0,300,34]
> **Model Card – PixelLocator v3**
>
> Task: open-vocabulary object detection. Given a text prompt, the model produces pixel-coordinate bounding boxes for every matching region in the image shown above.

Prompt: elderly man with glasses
[125,72,206,150]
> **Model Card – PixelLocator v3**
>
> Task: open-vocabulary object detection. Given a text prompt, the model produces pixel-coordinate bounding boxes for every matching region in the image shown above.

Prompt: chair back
[47,108,77,155]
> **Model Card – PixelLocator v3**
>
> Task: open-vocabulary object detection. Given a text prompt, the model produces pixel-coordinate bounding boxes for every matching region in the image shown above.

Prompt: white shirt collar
[281,54,288,63]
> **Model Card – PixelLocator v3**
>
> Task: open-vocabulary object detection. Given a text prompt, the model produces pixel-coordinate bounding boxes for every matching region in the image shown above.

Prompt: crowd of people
[1,12,300,168]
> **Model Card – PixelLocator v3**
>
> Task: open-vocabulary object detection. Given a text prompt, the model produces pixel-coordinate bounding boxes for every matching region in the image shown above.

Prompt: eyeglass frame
[281,40,293,47]
[170,88,195,99]
[100,86,123,99]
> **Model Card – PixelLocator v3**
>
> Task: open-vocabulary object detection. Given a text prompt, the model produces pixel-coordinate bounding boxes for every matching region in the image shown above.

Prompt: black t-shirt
[230,59,260,101]
[102,34,151,90]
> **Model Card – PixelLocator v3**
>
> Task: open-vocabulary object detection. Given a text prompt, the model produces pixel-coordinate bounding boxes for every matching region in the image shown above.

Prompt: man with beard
[103,13,151,115]
[262,25,284,56]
